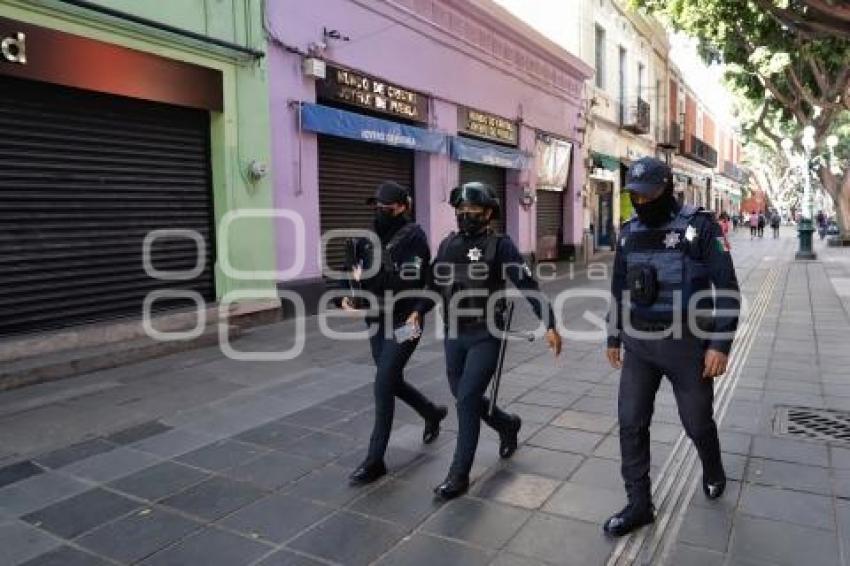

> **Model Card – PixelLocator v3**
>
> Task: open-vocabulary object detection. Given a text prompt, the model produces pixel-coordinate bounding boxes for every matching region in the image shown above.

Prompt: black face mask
[631,188,677,227]
[374,210,407,241]
[456,212,488,235]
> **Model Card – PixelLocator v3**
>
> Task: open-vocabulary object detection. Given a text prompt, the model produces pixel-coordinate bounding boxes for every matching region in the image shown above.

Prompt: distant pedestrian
[719,213,732,251]
[770,211,781,239]
[749,212,758,239]
[757,213,766,238]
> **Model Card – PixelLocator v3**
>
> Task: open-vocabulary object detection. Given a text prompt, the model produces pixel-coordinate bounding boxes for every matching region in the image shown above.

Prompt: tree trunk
[820,169,850,241]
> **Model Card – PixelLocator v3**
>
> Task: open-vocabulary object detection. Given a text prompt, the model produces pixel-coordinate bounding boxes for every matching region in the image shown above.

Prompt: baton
[488,300,515,417]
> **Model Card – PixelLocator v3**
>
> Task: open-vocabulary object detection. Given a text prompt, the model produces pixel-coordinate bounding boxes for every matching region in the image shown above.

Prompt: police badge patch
[467,247,483,261]
[663,231,681,249]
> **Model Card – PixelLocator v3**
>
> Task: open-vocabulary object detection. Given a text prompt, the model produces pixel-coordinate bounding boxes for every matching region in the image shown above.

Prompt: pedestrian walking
[757,212,766,238]
[748,212,758,239]
[817,210,828,240]
[770,210,781,239]
[719,212,732,251]
[409,182,563,500]
[342,181,448,485]
[603,157,741,537]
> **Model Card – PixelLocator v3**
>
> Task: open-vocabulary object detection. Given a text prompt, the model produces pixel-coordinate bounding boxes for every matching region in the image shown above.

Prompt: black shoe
[349,461,386,485]
[703,474,726,500]
[603,503,655,537]
[423,406,448,444]
[499,415,522,459]
[433,474,469,500]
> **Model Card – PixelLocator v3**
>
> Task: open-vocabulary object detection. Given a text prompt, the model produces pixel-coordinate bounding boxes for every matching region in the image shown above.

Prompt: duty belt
[630,318,714,333]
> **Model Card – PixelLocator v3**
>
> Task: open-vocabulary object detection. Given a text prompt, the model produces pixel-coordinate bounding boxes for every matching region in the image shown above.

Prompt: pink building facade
[268,0,591,306]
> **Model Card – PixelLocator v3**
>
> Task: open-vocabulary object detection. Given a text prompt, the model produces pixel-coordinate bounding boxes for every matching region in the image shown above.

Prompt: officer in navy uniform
[342,181,448,486]
[408,182,563,500]
[603,157,741,536]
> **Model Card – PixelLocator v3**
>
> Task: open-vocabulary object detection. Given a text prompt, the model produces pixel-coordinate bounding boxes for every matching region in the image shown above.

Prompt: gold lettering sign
[459,107,517,145]
[1,32,26,64]
[317,66,429,123]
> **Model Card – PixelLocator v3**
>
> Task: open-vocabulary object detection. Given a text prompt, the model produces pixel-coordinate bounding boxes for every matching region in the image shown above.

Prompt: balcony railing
[682,135,718,168]
[723,160,746,183]
[621,97,651,135]
[656,122,681,149]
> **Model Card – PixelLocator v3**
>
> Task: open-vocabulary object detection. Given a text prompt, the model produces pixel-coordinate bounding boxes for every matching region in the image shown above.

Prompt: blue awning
[300,103,447,154]
[450,136,531,170]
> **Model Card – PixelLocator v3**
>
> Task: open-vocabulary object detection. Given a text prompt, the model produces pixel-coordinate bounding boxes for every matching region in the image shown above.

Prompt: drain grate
[774,406,850,443]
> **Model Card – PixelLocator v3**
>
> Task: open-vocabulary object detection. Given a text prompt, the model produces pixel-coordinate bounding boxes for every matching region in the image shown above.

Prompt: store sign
[317,65,429,123]
[458,107,518,146]
[1,32,25,64]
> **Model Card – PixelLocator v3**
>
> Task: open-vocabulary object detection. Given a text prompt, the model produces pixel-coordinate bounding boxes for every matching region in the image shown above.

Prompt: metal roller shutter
[0,76,215,337]
[318,136,414,270]
[459,162,507,235]
[536,190,562,237]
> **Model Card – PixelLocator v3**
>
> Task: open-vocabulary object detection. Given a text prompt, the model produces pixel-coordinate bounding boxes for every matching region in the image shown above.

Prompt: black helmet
[449,182,501,219]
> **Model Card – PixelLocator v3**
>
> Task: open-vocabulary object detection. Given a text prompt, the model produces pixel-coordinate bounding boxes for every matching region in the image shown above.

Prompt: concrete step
[0,324,239,391]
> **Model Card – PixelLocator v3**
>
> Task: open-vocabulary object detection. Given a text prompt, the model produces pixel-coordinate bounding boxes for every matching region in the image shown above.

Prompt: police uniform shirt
[607,209,740,354]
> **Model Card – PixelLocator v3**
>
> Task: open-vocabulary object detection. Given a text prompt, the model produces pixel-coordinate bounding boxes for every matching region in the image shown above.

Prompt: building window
[595,26,606,90]
[637,63,645,100]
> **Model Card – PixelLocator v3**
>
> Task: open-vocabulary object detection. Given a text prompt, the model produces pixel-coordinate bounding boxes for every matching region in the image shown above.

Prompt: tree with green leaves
[632,0,850,239]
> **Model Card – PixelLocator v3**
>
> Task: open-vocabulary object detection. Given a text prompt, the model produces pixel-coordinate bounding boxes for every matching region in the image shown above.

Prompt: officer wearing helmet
[408,181,563,500]
[603,157,741,536]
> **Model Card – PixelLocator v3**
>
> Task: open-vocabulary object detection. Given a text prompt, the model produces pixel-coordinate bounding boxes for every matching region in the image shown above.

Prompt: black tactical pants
[618,330,724,506]
[365,319,440,465]
[444,326,513,478]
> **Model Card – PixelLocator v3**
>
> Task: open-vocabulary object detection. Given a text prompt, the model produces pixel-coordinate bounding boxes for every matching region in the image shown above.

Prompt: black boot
[603,503,655,537]
[703,473,727,500]
[349,460,386,485]
[498,415,522,459]
[423,405,448,445]
[433,474,469,501]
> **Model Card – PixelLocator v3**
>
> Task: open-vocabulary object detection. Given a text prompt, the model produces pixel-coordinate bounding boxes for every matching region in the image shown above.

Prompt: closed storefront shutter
[536,189,563,260]
[318,135,414,270]
[458,161,507,235]
[0,76,215,337]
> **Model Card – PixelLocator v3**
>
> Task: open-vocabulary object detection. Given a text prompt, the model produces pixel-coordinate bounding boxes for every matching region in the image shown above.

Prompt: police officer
[603,157,740,536]
[342,181,448,485]
[408,182,563,500]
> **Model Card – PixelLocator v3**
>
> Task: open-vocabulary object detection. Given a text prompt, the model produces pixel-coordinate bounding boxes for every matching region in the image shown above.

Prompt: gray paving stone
[745,458,832,495]
[421,497,530,549]
[677,504,733,552]
[76,507,201,563]
[719,431,753,456]
[285,464,374,507]
[507,513,615,565]
[527,426,604,454]
[0,461,43,489]
[570,395,618,415]
[488,553,551,566]
[0,471,90,517]
[0,521,61,565]
[221,491,332,540]
[18,545,111,566]
[375,532,494,566]
[517,390,580,409]
[139,526,271,566]
[22,488,139,539]
[570,457,625,491]
[175,439,270,472]
[551,409,617,434]
[543,481,624,523]
[280,405,353,429]
[32,439,116,470]
[104,420,172,445]
[348,478,442,527]
[283,431,357,464]
[235,420,314,450]
[62,446,162,483]
[500,445,583,480]
[472,469,560,509]
[740,484,834,531]
[160,476,264,521]
[131,429,218,459]
[288,511,406,566]
[255,549,327,566]
[109,460,210,501]
[729,515,840,566]
[667,543,726,566]
[221,451,318,491]
[751,436,829,467]
[505,402,563,424]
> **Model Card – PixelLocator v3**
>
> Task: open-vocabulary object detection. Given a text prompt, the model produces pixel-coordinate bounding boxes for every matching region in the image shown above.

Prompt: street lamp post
[782,127,817,260]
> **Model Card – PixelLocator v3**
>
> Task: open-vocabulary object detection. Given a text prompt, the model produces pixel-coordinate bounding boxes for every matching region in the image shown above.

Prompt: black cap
[366,181,410,205]
[624,157,673,195]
